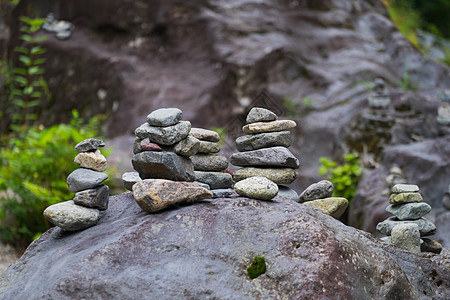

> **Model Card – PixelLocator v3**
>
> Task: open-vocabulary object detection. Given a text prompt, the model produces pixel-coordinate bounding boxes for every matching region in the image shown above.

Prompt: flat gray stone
[298,180,334,203]
[43,200,100,231]
[74,138,105,153]
[173,135,200,157]
[189,128,220,142]
[229,146,299,168]
[197,141,220,154]
[376,217,436,236]
[391,223,421,254]
[242,120,296,135]
[246,107,277,124]
[391,184,419,193]
[234,176,278,201]
[135,121,191,146]
[122,172,142,191]
[193,181,210,190]
[133,137,143,154]
[146,108,183,127]
[212,188,239,199]
[74,185,109,210]
[191,154,229,171]
[194,171,233,189]
[132,151,195,182]
[67,168,108,193]
[389,192,423,204]
[235,131,291,152]
[277,185,299,201]
[232,167,297,185]
[386,202,432,220]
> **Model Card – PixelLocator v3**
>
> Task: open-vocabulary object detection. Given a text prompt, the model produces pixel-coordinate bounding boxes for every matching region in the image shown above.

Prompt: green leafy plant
[210,126,227,148]
[247,257,266,279]
[0,111,108,246]
[318,153,362,205]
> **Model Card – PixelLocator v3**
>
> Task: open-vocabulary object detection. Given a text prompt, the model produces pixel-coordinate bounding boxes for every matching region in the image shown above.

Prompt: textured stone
[303,197,348,219]
[189,128,220,142]
[193,181,210,190]
[242,120,296,134]
[246,107,277,124]
[194,171,233,189]
[2,194,449,299]
[74,150,107,172]
[191,154,228,171]
[141,141,162,152]
[73,185,109,210]
[122,172,142,191]
[389,192,423,204]
[236,131,291,152]
[146,108,183,127]
[43,200,100,231]
[74,138,105,153]
[233,167,297,185]
[421,238,443,254]
[212,188,239,199]
[391,223,421,254]
[133,137,143,154]
[67,168,108,193]
[386,202,431,220]
[442,194,450,210]
[173,135,200,157]
[134,121,191,146]
[229,146,299,168]
[132,179,213,213]
[391,184,419,193]
[197,141,220,154]
[376,217,436,236]
[277,185,299,201]
[132,151,195,182]
[298,180,334,203]
[234,176,278,201]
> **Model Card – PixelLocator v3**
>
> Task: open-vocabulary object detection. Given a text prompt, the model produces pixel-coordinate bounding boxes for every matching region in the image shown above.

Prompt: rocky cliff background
[1,0,449,243]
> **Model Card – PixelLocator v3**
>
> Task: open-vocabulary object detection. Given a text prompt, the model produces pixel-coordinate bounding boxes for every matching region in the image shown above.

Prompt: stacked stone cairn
[297,180,348,219]
[368,78,390,109]
[376,184,442,254]
[43,138,109,231]
[190,128,233,190]
[122,108,212,213]
[229,107,299,201]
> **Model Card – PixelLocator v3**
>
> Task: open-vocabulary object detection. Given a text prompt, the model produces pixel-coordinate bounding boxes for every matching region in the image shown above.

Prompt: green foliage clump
[318,153,362,205]
[210,126,227,148]
[247,257,266,280]
[0,111,107,245]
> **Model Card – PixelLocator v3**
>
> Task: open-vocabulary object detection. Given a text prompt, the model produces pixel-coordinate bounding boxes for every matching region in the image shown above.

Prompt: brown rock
[189,128,220,142]
[73,150,107,172]
[132,179,213,212]
[140,141,162,152]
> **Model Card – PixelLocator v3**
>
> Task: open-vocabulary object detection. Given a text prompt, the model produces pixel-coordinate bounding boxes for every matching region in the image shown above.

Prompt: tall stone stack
[43,138,109,231]
[124,108,198,190]
[189,128,233,189]
[229,107,299,199]
[376,184,442,254]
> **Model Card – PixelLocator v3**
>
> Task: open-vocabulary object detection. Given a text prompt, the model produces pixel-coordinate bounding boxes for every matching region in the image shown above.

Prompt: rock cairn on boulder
[376,183,442,254]
[368,78,390,109]
[230,107,299,200]
[298,180,348,219]
[43,138,109,231]
[189,128,233,189]
[123,108,197,191]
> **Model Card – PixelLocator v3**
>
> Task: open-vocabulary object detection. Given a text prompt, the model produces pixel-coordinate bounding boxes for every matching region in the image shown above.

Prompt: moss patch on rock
[247,257,266,279]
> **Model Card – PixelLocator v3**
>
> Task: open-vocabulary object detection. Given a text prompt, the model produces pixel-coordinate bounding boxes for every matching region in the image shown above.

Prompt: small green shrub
[318,153,362,205]
[0,111,107,245]
[210,126,227,148]
[247,256,266,279]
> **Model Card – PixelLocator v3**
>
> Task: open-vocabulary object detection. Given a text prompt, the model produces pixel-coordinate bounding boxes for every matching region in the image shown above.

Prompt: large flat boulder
[0,193,448,299]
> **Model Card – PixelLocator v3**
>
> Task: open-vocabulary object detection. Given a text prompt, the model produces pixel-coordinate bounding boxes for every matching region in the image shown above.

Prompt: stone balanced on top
[124,108,212,213]
[230,107,299,200]
[190,128,233,189]
[376,183,442,254]
[43,138,109,231]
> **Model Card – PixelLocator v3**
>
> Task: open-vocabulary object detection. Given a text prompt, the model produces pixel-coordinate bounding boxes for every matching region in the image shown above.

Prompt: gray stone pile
[43,138,109,231]
[368,78,390,109]
[229,107,299,200]
[122,108,198,190]
[376,184,442,254]
[190,128,233,189]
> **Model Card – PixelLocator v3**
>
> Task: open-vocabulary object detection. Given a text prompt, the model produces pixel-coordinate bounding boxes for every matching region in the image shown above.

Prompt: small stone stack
[123,108,198,190]
[43,138,109,231]
[376,184,442,254]
[368,78,390,109]
[189,128,233,189]
[229,107,299,200]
